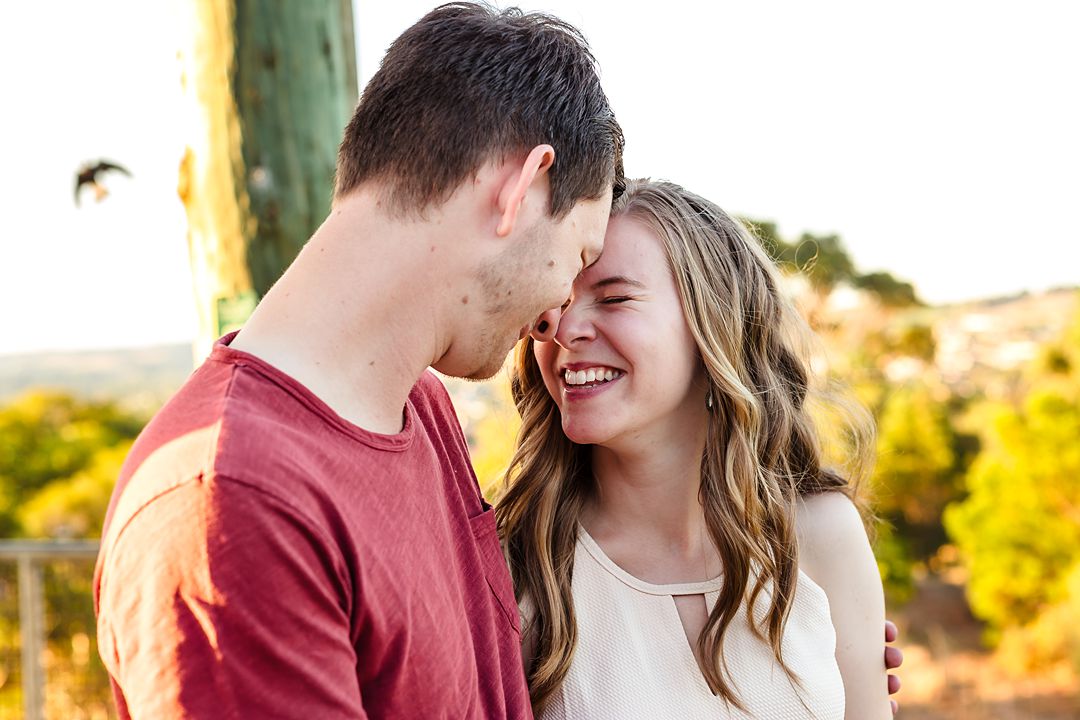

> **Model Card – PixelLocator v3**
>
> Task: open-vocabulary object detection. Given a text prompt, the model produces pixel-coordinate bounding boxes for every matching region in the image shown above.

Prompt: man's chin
[465,350,515,381]
[436,325,523,381]
[464,367,501,382]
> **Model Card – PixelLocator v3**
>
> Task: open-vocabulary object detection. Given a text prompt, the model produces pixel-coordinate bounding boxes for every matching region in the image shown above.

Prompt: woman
[496,179,892,718]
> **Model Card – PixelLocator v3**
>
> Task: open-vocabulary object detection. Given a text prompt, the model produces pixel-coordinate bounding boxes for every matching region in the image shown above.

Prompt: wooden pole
[176,0,358,362]
[17,555,44,720]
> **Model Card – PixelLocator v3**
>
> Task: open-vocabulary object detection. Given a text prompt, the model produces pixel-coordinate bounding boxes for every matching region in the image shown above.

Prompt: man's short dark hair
[335,2,625,217]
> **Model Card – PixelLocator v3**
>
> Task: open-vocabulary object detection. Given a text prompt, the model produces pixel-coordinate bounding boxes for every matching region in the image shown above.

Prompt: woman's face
[533,214,706,447]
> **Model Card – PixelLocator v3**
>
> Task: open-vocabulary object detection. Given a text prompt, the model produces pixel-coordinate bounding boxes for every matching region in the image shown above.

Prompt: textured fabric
[539,528,844,720]
[94,333,531,720]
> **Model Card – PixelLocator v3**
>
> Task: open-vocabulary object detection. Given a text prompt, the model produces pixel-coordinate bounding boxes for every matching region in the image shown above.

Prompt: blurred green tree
[945,297,1080,670]
[890,323,936,362]
[743,220,855,289]
[784,232,856,290]
[872,385,960,596]
[946,390,1080,631]
[853,272,920,307]
[0,392,143,713]
[0,392,143,537]
[178,0,358,359]
[18,442,132,539]
[742,217,919,307]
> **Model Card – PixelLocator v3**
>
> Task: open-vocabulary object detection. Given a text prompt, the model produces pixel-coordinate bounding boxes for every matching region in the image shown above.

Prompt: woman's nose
[551,301,595,349]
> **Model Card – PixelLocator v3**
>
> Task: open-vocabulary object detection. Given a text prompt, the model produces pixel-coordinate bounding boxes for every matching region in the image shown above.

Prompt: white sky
[2,0,1077,355]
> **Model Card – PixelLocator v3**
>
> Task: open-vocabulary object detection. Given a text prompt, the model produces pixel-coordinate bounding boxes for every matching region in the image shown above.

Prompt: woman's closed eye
[600,296,632,305]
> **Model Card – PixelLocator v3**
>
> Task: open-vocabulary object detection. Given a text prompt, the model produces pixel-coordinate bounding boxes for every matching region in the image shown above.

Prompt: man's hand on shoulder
[885,619,904,714]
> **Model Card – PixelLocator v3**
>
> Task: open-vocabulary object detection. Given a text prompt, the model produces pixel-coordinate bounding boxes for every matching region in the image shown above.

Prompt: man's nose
[529,307,563,343]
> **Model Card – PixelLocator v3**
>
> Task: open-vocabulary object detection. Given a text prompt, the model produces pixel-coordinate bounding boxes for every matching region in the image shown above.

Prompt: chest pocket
[469,504,521,636]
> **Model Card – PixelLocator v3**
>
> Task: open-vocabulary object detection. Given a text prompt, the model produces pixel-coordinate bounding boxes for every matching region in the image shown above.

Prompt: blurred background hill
[0,345,192,414]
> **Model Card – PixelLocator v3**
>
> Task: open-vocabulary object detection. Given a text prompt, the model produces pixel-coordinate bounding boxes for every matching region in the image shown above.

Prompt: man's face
[466,188,613,380]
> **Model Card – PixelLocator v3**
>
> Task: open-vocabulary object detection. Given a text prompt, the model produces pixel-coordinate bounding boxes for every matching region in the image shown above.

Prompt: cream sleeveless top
[537,528,845,720]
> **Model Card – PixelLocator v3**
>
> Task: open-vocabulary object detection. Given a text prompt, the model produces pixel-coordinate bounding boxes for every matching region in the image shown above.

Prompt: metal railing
[0,540,101,720]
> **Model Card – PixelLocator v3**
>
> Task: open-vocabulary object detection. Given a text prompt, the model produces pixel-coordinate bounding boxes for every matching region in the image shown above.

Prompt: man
[95,4,620,718]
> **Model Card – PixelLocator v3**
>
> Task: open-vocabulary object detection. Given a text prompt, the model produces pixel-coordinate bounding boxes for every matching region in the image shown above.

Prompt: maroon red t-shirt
[94,334,531,719]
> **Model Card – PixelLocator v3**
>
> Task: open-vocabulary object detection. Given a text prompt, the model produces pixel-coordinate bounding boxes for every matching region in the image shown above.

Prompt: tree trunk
[177,0,358,362]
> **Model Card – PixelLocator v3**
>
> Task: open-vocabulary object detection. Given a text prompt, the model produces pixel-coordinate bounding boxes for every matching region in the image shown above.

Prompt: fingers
[885,645,904,671]
[884,619,902,713]
[888,669,901,714]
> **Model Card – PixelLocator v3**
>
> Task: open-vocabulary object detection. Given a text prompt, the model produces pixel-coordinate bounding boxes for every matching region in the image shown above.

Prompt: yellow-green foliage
[874,386,957,525]
[996,563,1080,676]
[872,520,915,603]
[0,390,143,537]
[945,304,1080,671]
[870,385,959,598]
[945,390,1080,631]
[0,391,141,713]
[18,441,132,539]
[470,387,521,499]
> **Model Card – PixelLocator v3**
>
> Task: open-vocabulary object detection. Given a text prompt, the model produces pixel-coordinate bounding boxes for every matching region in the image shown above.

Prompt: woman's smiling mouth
[561,365,624,396]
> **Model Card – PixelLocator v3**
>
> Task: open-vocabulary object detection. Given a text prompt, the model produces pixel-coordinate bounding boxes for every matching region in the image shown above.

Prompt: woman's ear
[496,144,555,237]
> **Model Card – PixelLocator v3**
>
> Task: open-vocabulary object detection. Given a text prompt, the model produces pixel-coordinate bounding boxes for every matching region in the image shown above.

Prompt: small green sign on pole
[215,291,259,337]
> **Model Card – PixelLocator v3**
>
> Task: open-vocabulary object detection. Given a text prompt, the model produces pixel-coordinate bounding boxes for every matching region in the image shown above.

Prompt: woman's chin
[561,418,611,446]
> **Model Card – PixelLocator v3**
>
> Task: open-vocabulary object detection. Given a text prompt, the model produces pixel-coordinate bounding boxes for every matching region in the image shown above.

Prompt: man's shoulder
[409,370,463,430]
[104,357,317,530]
[99,361,224,531]
[412,368,451,404]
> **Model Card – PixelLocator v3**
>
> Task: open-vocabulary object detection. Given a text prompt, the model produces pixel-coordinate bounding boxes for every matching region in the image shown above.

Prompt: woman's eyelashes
[561,295,633,311]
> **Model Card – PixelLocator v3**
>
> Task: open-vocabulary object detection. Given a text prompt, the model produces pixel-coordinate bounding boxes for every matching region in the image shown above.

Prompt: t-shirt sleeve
[96,474,367,719]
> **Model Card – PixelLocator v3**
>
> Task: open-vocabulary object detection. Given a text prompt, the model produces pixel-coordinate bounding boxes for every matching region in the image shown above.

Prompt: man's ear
[496,144,555,238]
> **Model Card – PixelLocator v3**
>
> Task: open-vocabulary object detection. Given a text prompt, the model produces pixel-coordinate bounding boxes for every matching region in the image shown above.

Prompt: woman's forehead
[577,216,665,288]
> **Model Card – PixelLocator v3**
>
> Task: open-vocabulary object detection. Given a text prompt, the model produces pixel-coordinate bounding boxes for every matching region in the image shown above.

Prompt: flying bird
[75,160,132,206]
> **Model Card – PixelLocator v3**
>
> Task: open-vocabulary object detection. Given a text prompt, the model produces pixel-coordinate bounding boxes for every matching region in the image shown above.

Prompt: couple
[95,4,899,718]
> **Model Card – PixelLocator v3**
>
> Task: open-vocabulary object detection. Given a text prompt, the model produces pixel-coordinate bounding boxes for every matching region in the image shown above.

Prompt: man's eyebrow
[590,275,646,291]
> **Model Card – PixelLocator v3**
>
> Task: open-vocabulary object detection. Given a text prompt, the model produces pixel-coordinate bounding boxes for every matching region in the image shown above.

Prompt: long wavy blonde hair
[495,178,874,713]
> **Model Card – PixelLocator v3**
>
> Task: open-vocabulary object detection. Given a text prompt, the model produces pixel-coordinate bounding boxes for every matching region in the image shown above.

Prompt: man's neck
[230,192,463,434]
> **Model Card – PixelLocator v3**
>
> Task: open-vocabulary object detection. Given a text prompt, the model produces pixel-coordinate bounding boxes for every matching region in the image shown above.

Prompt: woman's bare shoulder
[794,491,870,581]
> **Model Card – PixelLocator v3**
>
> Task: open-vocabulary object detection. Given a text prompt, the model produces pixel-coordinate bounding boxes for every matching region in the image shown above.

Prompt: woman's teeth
[563,367,621,386]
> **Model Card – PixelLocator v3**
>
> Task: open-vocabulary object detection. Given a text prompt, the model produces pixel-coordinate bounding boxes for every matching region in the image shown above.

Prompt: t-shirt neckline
[212,331,416,451]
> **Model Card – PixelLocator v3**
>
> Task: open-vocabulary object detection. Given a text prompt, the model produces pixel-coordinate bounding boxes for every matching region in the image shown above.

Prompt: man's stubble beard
[469,225,552,381]
[461,322,515,381]
[467,268,529,380]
